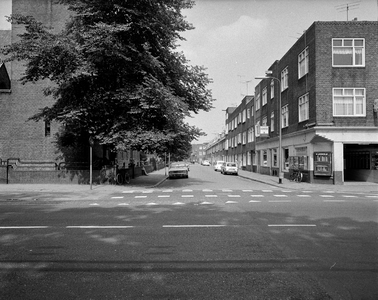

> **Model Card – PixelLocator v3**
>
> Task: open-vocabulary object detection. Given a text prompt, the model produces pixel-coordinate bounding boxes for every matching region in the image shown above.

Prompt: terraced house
[207,21,378,185]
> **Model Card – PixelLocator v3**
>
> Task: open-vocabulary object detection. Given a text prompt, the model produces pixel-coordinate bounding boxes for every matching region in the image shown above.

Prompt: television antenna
[335,1,361,21]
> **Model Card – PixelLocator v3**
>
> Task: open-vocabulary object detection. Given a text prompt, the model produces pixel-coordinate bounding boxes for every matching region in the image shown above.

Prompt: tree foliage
[1,0,213,157]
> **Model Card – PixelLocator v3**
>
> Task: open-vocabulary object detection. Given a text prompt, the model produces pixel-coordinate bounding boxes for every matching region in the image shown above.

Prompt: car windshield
[171,163,186,168]
[227,163,236,167]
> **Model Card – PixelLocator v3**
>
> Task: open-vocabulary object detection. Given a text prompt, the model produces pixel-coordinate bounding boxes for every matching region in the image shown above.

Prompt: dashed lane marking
[200,201,213,205]
[66,226,134,229]
[225,201,238,204]
[323,200,346,202]
[158,195,170,198]
[182,189,193,192]
[249,200,262,203]
[320,195,334,198]
[117,203,129,206]
[250,195,264,197]
[135,196,147,199]
[297,195,311,197]
[228,195,241,198]
[262,190,273,193]
[269,200,292,203]
[222,189,233,192]
[242,190,253,192]
[268,224,316,227]
[111,196,124,199]
[162,225,226,228]
[181,195,194,198]
[205,195,218,198]
[273,195,288,197]
[0,226,49,229]
[173,202,185,205]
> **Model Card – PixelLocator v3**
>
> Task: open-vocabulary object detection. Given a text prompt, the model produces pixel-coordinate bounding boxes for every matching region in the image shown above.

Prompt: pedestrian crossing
[104,189,378,205]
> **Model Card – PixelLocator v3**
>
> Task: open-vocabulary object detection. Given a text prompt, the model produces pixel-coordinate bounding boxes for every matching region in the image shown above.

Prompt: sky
[1,0,378,143]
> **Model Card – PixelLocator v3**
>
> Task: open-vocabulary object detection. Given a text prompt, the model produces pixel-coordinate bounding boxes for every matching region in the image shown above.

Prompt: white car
[214,161,225,171]
[201,160,210,166]
[221,162,238,175]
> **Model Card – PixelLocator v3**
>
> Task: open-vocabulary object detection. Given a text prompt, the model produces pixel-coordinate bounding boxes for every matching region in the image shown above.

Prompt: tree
[1,0,213,159]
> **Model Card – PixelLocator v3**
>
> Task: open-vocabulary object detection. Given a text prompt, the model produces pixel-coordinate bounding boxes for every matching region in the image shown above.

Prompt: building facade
[0,0,70,162]
[206,21,378,184]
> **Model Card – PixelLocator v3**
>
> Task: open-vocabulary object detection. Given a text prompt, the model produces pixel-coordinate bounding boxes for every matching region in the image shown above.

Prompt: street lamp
[255,72,283,184]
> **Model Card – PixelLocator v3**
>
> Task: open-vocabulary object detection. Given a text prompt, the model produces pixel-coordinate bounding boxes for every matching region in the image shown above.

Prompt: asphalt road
[0,165,377,299]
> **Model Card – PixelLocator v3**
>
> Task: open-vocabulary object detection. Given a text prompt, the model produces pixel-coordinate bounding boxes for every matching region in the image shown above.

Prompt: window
[333,88,366,116]
[251,105,254,116]
[248,128,254,142]
[270,112,274,132]
[255,93,260,111]
[282,105,289,128]
[270,80,274,99]
[242,132,247,144]
[238,112,241,124]
[298,93,309,122]
[262,87,267,106]
[332,38,365,67]
[255,121,260,137]
[247,108,250,119]
[238,133,242,144]
[281,67,288,91]
[45,121,51,137]
[298,47,309,78]
[242,109,246,123]
[262,115,267,126]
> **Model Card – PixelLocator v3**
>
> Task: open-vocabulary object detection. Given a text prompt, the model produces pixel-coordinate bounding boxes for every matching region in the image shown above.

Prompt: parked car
[201,160,210,166]
[168,162,189,179]
[214,161,225,172]
[221,162,238,175]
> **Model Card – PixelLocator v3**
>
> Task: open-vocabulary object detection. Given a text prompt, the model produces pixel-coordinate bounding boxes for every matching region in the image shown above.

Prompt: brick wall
[315,21,378,127]
[0,0,70,161]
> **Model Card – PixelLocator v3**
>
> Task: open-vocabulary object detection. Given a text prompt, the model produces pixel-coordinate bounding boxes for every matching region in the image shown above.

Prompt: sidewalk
[1,167,377,199]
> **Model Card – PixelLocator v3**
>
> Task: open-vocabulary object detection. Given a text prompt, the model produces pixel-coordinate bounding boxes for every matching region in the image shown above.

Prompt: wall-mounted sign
[314,152,332,176]
[260,126,269,137]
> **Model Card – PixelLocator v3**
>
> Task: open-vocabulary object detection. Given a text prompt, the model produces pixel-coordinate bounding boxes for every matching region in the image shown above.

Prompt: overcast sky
[1,0,378,143]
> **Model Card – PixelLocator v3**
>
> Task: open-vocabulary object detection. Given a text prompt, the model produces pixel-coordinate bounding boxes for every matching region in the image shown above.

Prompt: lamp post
[255,73,283,184]
[89,137,94,190]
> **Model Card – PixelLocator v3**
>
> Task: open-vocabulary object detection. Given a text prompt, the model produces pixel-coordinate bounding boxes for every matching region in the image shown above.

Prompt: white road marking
[203,189,213,192]
[320,195,334,198]
[158,195,170,198]
[142,190,153,194]
[222,189,233,192]
[173,202,185,205]
[66,226,134,229]
[162,225,226,228]
[122,191,135,193]
[146,202,158,205]
[268,224,316,227]
[323,200,346,202]
[262,190,273,193]
[228,195,241,198]
[297,195,311,197]
[111,196,124,199]
[249,200,262,203]
[162,189,173,192]
[273,195,288,197]
[135,196,147,198]
[205,195,218,198]
[117,203,129,206]
[269,200,291,203]
[342,195,357,198]
[225,201,238,204]
[181,195,194,198]
[90,203,100,206]
[366,195,378,198]
[0,226,49,229]
[182,189,193,192]
[242,190,253,192]
[200,201,213,205]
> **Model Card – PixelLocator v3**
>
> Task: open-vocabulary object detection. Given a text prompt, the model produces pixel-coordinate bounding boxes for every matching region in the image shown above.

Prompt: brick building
[207,21,378,184]
[0,0,70,162]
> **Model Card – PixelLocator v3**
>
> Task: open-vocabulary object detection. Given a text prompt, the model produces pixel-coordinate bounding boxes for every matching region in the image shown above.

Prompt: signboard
[260,126,269,137]
[314,152,332,176]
